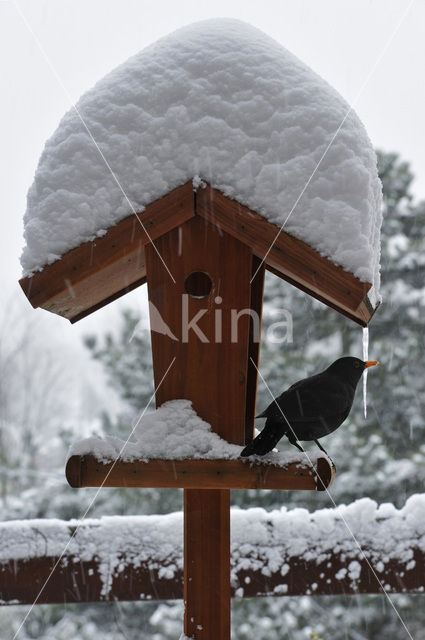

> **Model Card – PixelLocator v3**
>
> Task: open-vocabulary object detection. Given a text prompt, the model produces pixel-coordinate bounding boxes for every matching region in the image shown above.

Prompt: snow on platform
[21,19,381,303]
[67,399,322,470]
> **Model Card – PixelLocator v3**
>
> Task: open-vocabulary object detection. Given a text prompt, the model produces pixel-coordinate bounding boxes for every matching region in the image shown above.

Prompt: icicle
[362,326,369,419]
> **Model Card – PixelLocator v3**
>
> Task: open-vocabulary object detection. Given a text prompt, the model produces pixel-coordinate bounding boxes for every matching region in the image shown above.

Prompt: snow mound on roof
[21,18,382,302]
[68,398,323,468]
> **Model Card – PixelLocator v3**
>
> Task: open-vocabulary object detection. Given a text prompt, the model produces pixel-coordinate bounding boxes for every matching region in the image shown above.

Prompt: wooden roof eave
[195,186,374,326]
[19,182,196,323]
[19,181,376,326]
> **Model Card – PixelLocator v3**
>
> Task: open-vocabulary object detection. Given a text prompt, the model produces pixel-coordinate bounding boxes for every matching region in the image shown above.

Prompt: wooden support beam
[145,214,256,639]
[184,489,230,638]
[65,455,335,492]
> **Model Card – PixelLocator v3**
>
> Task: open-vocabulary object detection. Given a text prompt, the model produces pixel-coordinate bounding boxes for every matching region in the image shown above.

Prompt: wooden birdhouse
[18,18,382,640]
[20,179,375,638]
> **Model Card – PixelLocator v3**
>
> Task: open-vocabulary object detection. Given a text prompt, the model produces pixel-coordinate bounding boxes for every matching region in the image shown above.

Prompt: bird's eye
[353,361,361,368]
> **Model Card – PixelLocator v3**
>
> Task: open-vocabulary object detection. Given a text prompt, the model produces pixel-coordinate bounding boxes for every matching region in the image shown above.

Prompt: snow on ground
[67,399,322,469]
[2,494,425,598]
[21,18,381,304]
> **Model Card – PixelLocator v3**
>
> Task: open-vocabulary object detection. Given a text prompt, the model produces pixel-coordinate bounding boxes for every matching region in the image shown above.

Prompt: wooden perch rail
[3,551,425,605]
[65,455,335,492]
[1,516,424,605]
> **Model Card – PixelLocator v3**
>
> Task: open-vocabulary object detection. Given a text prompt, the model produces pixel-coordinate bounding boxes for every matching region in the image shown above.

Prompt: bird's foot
[313,439,336,470]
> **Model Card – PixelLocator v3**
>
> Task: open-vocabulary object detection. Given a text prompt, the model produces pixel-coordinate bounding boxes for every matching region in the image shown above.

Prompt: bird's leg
[286,433,305,453]
[314,438,328,456]
[314,439,336,470]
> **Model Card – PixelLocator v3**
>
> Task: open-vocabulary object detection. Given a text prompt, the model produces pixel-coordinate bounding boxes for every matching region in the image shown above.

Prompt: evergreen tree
[238,150,425,512]
[84,307,155,417]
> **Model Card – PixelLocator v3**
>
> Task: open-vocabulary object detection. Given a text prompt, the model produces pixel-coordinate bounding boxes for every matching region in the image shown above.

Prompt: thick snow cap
[21,18,382,303]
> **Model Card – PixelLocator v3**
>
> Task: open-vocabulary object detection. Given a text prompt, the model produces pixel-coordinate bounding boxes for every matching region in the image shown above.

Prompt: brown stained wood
[19,183,195,322]
[315,457,336,491]
[20,243,147,322]
[70,276,147,323]
[196,185,373,324]
[244,255,265,444]
[19,181,377,326]
[184,489,230,639]
[145,213,258,640]
[232,548,425,598]
[145,215,253,443]
[0,557,105,605]
[65,455,334,491]
[266,263,376,327]
[0,556,182,605]
[3,543,425,605]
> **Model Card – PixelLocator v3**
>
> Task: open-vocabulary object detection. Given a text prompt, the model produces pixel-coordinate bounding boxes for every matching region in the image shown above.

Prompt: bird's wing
[256,374,317,418]
[262,374,354,422]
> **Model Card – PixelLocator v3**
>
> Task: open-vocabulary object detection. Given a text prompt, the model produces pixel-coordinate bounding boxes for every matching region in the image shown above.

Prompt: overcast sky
[1,0,423,339]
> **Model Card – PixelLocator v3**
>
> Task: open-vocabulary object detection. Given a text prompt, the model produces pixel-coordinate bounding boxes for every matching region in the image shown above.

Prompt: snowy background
[2,1,425,639]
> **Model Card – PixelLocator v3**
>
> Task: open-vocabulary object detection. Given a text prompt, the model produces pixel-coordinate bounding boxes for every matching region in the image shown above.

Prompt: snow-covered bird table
[18,18,381,640]
[66,399,334,492]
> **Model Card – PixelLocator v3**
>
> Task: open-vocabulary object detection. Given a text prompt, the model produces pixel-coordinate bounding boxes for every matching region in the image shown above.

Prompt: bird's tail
[240,419,287,457]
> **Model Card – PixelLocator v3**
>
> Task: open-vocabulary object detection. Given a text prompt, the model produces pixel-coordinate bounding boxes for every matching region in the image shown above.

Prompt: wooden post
[145,215,252,436]
[184,489,230,638]
[244,255,265,444]
[145,214,254,639]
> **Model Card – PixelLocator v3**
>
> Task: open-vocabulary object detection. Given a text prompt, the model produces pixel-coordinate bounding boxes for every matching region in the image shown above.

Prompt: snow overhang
[19,18,382,324]
[20,182,374,325]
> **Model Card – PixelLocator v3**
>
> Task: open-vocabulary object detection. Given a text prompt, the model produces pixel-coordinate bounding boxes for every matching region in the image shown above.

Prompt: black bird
[240,357,378,458]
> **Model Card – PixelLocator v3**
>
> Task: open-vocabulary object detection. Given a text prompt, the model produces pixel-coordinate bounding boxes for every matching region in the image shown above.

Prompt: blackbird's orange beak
[365,360,379,368]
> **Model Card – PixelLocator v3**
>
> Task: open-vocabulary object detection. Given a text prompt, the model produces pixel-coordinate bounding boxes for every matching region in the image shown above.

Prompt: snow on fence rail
[1,496,425,605]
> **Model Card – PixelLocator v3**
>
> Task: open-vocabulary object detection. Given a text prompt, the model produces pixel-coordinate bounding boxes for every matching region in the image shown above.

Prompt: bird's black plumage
[240,357,378,457]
